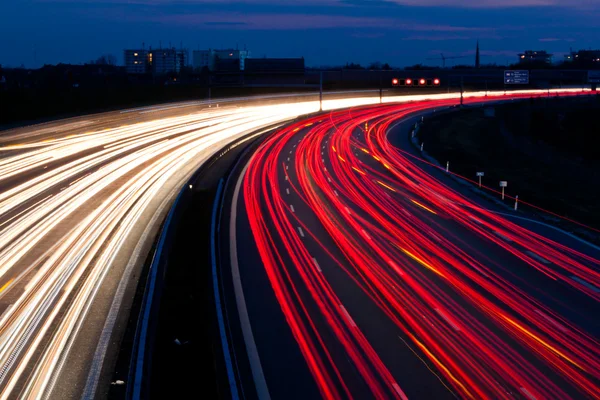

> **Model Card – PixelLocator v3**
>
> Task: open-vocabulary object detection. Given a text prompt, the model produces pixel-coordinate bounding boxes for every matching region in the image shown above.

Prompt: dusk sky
[2,0,599,68]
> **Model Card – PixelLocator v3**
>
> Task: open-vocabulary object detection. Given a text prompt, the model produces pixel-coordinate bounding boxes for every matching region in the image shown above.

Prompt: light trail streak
[0,88,594,397]
[0,97,335,398]
[243,91,600,399]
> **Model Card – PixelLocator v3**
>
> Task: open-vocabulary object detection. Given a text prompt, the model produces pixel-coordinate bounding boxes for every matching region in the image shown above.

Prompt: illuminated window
[134,52,138,57]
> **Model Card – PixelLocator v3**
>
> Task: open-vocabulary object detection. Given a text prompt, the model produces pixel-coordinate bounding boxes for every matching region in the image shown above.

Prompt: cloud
[383,0,597,8]
[539,37,575,42]
[143,12,488,31]
[402,35,471,41]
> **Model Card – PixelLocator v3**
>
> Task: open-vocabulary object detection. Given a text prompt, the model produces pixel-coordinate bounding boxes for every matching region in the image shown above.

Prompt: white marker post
[499,181,508,200]
[446,161,449,172]
[514,195,519,211]
[420,143,424,152]
[476,172,484,188]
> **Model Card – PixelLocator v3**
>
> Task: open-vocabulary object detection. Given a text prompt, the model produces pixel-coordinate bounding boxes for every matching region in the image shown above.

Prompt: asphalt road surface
[228,92,600,399]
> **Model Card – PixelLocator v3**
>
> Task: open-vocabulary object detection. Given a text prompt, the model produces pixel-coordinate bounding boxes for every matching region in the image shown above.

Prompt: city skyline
[2,0,599,68]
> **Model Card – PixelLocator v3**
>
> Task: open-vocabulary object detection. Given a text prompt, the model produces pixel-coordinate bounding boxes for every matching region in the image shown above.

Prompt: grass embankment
[418,95,600,233]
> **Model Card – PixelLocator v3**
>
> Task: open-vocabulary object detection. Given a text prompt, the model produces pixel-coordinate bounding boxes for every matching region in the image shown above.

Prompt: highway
[228,92,600,399]
[0,98,329,399]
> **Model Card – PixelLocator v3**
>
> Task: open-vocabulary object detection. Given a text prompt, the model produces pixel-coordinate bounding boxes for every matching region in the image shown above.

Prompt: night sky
[2,0,599,68]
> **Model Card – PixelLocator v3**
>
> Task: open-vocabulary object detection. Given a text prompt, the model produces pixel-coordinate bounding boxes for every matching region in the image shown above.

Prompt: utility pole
[379,71,383,104]
[319,71,323,112]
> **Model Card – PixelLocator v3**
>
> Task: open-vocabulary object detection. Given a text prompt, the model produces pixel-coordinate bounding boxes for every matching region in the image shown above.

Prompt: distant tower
[475,40,481,68]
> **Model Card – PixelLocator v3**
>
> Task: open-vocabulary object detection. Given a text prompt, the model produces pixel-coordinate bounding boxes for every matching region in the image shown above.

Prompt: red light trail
[242,92,600,398]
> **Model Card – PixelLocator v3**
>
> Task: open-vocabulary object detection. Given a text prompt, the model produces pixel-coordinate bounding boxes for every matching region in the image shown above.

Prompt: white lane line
[525,251,550,264]
[334,190,339,197]
[290,205,295,213]
[286,165,288,170]
[469,216,482,224]
[493,231,513,242]
[289,150,292,154]
[361,230,371,240]
[520,387,537,400]
[229,163,271,400]
[287,157,290,161]
[293,144,296,148]
[340,305,357,327]
[327,177,332,183]
[285,176,288,181]
[344,207,351,215]
[286,188,290,195]
[572,276,600,293]
[297,227,305,237]
[392,383,409,400]
[312,257,322,272]
[401,209,412,218]
[435,308,461,331]
[534,309,567,332]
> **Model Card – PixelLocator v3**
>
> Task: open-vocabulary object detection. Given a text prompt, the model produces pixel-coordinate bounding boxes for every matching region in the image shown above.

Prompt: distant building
[124,47,188,75]
[193,49,215,71]
[518,50,553,65]
[192,48,250,71]
[124,50,149,74]
[564,49,600,64]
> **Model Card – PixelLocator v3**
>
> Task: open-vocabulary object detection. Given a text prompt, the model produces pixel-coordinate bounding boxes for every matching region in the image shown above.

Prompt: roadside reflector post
[500,181,508,200]
[446,161,449,172]
[476,172,484,188]
[514,195,519,211]
[420,142,424,152]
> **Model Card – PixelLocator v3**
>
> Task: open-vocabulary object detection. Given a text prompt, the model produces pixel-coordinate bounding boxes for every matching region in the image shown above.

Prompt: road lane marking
[327,177,331,183]
[334,190,339,197]
[297,227,305,237]
[534,309,567,332]
[392,383,409,400]
[526,251,550,264]
[340,305,357,327]
[286,188,290,195]
[361,230,371,240]
[571,276,600,293]
[435,308,461,331]
[345,207,351,215]
[312,257,322,272]
[290,205,295,213]
[229,163,271,400]
[493,231,513,242]
[520,387,537,400]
